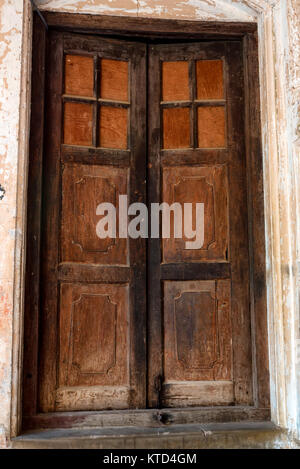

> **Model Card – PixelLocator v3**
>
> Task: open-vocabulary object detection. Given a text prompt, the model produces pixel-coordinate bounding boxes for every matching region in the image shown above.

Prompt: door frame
[22,11,269,431]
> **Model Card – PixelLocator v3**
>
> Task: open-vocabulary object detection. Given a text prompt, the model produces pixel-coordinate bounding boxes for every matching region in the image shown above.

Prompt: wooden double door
[36,31,252,412]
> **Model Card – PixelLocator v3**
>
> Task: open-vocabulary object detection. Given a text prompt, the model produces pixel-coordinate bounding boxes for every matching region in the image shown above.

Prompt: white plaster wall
[0,0,299,448]
[0,0,28,448]
[36,0,258,21]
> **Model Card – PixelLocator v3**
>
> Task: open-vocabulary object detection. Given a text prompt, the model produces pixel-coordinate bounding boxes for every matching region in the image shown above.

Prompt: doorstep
[12,421,289,449]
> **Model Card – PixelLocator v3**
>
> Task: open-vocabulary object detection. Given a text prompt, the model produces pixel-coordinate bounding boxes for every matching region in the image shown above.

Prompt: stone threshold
[12,421,290,449]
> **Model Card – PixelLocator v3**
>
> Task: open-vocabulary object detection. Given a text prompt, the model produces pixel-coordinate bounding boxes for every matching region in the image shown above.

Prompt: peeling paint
[0,184,5,200]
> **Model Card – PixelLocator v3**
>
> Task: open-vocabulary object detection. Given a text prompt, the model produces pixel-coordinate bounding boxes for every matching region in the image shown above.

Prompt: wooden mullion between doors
[147,45,163,408]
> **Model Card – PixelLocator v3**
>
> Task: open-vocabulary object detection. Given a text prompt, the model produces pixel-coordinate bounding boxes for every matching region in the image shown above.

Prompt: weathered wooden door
[147,42,252,408]
[38,32,147,412]
[38,32,252,412]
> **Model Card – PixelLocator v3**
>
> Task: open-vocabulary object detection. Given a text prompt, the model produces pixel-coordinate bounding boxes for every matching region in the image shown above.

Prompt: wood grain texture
[64,101,93,146]
[100,58,128,101]
[162,381,234,407]
[225,41,252,404]
[61,163,128,265]
[162,61,189,101]
[162,164,229,263]
[163,280,232,383]
[197,106,226,148]
[148,41,253,408]
[59,283,129,392]
[24,20,269,421]
[163,107,190,149]
[196,60,224,100]
[65,54,94,97]
[99,106,128,149]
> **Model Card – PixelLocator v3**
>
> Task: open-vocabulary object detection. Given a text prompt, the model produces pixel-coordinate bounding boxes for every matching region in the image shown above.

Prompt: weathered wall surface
[0,0,28,448]
[0,0,299,448]
[36,0,258,21]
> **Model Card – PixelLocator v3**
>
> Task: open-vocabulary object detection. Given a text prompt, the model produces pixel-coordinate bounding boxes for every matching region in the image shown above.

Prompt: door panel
[57,283,129,410]
[61,164,129,264]
[163,280,233,407]
[162,165,229,262]
[148,42,252,407]
[39,32,146,412]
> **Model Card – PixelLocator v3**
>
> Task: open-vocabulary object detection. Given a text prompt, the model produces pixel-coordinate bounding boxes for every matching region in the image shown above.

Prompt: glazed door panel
[38,32,147,412]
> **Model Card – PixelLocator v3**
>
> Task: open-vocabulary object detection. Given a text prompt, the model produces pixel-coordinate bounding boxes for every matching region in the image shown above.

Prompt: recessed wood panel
[64,101,93,146]
[59,283,129,389]
[61,163,128,265]
[162,381,234,408]
[65,54,94,97]
[197,106,226,148]
[163,280,232,386]
[100,59,128,102]
[162,165,229,263]
[99,106,128,149]
[196,60,224,100]
[162,61,189,102]
[163,107,190,149]
[175,291,217,369]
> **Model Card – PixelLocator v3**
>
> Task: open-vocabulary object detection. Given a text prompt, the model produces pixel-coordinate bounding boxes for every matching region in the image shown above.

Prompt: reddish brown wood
[59,283,129,388]
[43,12,257,38]
[162,61,189,102]
[38,30,64,412]
[243,32,269,407]
[61,163,128,264]
[197,106,226,148]
[64,54,94,97]
[163,107,191,149]
[162,165,228,263]
[148,41,253,407]
[163,280,233,407]
[64,101,93,146]
[196,60,224,100]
